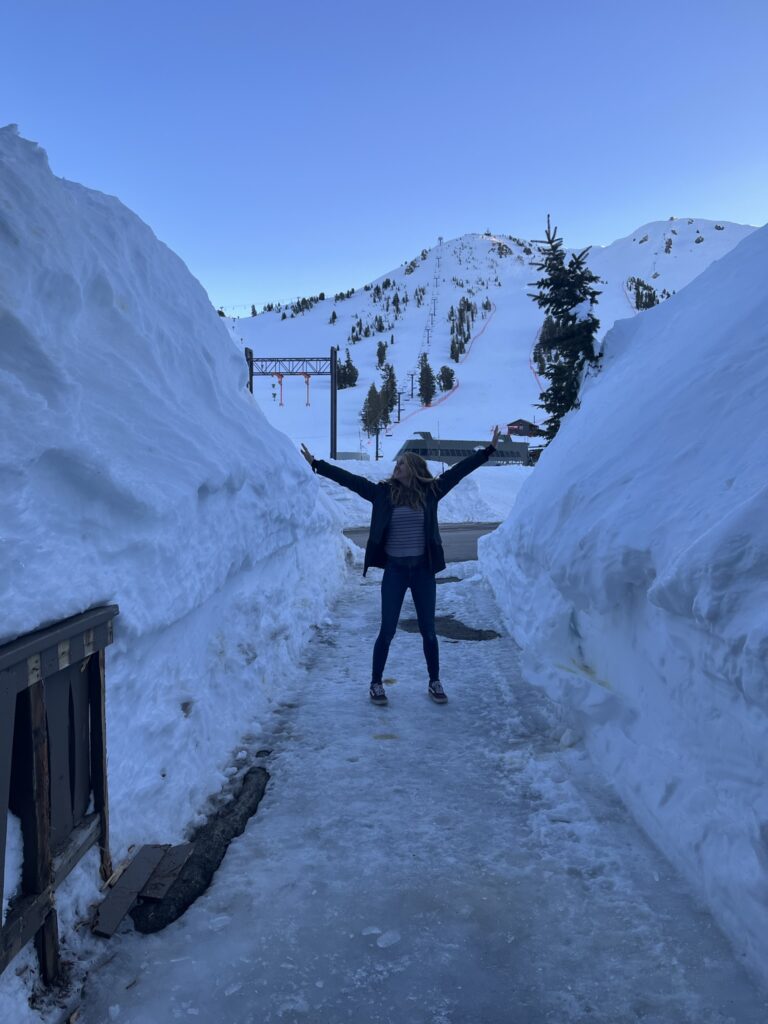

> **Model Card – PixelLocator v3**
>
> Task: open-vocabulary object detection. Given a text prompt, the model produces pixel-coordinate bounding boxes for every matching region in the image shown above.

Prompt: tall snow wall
[0,126,346,848]
[480,224,768,983]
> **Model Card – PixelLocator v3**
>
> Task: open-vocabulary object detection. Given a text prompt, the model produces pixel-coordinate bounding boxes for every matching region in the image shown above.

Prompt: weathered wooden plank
[0,690,16,917]
[140,843,194,902]
[45,670,74,853]
[92,845,168,938]
[88,650,112,881]
[0,606,119,677]
[52,813,100,889]
[70,659,91,825]
[25,680,59,983]
[0,888,53,976]
[35,909,59,984]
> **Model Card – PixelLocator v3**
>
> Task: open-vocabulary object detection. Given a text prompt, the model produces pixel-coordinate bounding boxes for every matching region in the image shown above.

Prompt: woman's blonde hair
[387,452,439,509]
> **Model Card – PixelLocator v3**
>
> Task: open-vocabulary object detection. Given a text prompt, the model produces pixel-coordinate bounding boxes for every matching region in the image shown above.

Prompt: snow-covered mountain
[230,219,755,462]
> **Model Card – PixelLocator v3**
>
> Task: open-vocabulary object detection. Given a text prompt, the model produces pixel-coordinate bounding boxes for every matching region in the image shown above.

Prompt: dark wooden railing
[0,604,119,983]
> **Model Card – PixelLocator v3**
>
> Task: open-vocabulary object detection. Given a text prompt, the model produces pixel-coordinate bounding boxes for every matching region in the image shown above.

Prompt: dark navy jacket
[313,445,494,576]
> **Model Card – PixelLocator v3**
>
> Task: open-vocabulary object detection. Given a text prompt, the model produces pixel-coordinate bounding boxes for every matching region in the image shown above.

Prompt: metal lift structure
[244,347,338,459]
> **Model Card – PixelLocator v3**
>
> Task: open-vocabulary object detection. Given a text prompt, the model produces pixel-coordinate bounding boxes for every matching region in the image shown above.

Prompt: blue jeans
[371,556,439,684]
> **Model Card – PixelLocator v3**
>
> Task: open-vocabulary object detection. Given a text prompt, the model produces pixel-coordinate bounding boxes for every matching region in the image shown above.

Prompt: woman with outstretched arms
[300,426,500,705]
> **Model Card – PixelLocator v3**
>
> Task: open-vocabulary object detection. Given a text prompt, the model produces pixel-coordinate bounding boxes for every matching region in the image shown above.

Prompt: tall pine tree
[360,383,383,434]
[528,216,601,439]
[336,348,359,389]
[418,352,436,406]
[380,362,397,419]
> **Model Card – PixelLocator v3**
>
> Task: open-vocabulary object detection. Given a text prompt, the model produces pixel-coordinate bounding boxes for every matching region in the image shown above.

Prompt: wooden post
[88,651,113,881]
[0,693,15,919]
[24,681,59,984]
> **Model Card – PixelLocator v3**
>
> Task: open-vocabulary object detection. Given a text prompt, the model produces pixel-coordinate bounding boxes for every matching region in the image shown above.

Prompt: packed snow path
[79,564,767,1024]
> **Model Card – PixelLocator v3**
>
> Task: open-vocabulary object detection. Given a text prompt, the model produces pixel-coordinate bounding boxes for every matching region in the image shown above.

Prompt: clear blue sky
[2,0,767,310]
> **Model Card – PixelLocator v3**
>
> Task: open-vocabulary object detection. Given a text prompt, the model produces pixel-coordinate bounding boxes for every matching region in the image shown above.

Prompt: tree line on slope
[359,354,455,436]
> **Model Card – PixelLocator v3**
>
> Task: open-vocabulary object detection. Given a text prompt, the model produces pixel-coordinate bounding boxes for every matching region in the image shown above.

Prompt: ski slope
[228,220,754,463]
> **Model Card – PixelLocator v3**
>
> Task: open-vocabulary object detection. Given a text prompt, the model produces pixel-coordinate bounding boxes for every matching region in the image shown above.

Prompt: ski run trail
[78,559,767,1024]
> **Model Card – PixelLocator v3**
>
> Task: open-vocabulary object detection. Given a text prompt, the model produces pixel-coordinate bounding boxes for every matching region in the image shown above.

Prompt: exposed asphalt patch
[129,766,269,934]
[399,614,500,641]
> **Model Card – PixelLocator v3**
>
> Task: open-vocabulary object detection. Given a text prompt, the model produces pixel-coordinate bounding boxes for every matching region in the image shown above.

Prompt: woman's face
[392,457,408,484]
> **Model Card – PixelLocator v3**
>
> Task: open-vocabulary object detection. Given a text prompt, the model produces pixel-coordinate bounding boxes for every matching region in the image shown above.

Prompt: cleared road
[78,566,768,1024]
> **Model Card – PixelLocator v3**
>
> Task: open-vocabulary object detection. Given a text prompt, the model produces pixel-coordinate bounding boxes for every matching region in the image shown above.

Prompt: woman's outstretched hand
[300,443,315,466]
[490,425,501,448]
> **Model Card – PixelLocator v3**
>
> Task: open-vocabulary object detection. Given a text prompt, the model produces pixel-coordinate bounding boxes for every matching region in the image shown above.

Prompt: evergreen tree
[380,362,397,418]
[437,365,456,391]
[376,339,387,367]
[329,309,337,325]
[418,352,436,406]
[250,304,257,317]
[360,382,383,434]
[533,314,561,372]
[343,349,358,387]
[528,215,601,439]
[336,348,359,390]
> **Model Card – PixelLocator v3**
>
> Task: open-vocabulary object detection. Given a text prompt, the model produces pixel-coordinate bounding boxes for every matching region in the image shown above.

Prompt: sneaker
[428,679,448,704]
[370,681,388,705]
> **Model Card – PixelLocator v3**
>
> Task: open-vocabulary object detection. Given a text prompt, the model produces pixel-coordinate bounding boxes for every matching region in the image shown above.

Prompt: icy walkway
[79,564,767,1024]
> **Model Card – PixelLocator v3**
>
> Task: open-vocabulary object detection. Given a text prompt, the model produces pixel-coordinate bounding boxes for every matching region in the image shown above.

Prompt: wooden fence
[0,604,119,983]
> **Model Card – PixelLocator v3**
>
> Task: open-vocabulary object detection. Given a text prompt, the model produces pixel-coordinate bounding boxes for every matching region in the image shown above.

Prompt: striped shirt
[385,504,426,557]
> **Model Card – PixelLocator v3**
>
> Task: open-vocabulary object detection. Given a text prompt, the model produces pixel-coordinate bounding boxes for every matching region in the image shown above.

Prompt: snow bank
[479,223,768,982]
[0,126,345,858]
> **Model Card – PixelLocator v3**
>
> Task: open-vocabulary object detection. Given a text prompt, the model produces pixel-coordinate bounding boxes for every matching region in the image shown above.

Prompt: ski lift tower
[244,346,339,459]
